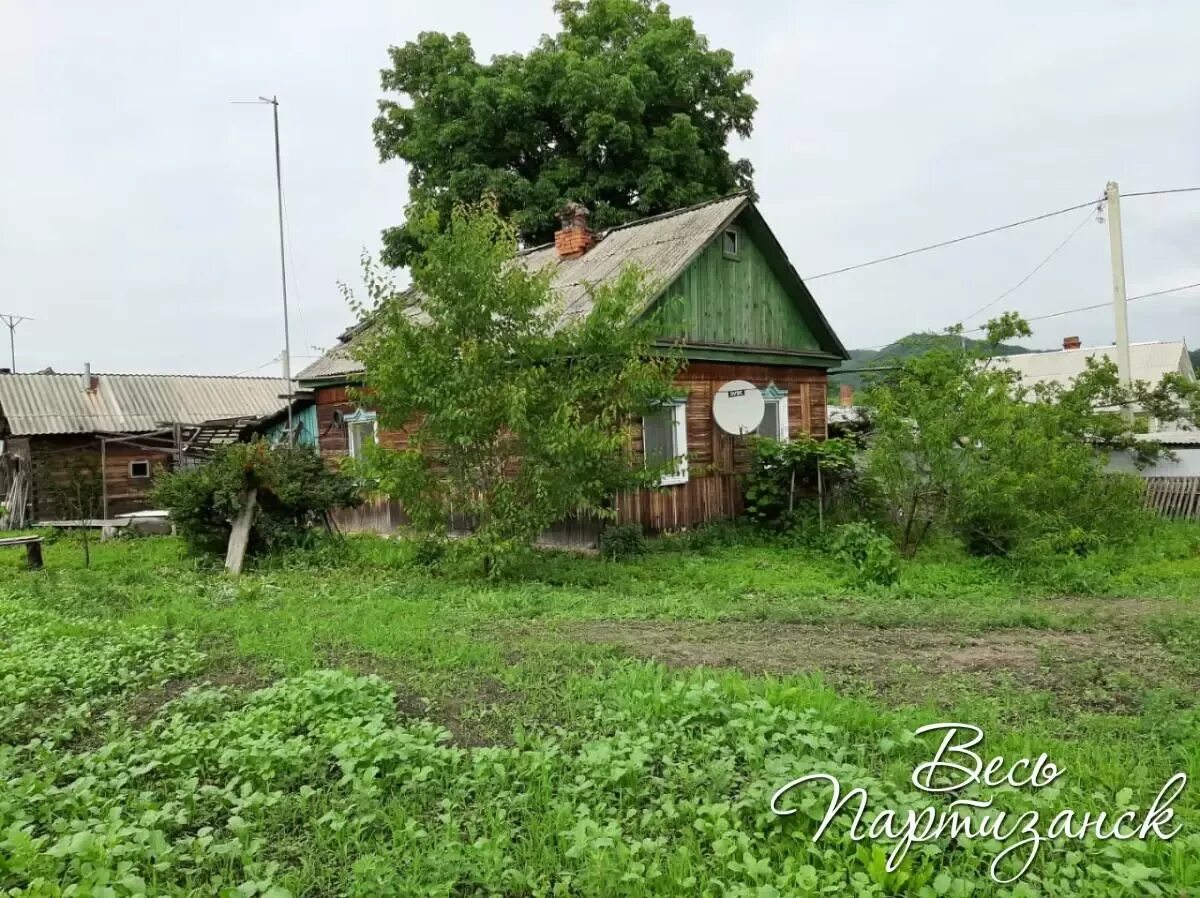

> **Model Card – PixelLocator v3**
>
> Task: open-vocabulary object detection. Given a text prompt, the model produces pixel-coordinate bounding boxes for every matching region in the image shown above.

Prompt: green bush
[152,442,361,558]
[861,314,1180,558]
[411,534,449,569]
[599,522,646,561]
[831,521,900,586]
[744,435,863,529]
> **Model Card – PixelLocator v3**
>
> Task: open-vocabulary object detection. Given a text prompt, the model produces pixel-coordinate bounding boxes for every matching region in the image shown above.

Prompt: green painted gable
[648,209,844,368]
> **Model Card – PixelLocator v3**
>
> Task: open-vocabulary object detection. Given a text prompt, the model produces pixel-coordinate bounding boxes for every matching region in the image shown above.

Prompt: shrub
[744,435,862,530]
[861,313,1183,558]
[411,534,449,569]
[599,522,646,561]
[831,521,900,586]
[152,442,361,557]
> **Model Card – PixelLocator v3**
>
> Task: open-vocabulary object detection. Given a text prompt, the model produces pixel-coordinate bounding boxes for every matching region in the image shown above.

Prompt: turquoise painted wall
[265,404,318,447]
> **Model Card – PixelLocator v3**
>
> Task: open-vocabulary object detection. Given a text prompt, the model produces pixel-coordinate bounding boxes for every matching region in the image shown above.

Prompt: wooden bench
[0,535,44,569]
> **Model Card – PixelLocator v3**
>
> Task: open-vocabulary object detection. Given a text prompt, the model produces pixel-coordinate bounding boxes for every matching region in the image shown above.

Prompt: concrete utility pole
[0,314,31,372]
[1105,180,1134,423]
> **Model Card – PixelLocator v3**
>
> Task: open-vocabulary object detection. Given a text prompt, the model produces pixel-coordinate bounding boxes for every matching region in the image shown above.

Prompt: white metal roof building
[991,340,1194,391]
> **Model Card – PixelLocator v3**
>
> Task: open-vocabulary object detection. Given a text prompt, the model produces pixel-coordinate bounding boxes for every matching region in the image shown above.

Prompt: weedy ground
[2,522,1200,896]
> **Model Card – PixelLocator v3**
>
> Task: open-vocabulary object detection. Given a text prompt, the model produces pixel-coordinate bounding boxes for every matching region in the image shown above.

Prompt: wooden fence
[1143,477,1200,520]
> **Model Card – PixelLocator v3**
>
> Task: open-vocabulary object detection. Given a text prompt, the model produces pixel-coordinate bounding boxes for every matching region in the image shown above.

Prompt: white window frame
[642,399,689,486]
[345,409,379,460]
[758,384,790,441]
[128,459,152,479]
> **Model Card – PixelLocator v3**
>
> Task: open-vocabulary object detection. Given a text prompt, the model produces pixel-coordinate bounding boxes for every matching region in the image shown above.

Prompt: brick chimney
[554,202,594,259]
[81,362,98,392]
[839,383,854,407]
[1062,336,1082,351]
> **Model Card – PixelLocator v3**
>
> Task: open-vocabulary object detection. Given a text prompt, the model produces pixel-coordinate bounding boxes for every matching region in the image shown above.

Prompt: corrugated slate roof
[297,193,751,383]
[992,340,1194,388]
[0,373,290,436]
[1135,429,1200,446]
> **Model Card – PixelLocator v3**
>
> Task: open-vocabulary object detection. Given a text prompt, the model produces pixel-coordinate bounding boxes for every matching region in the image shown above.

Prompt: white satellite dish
[712,379,764,435]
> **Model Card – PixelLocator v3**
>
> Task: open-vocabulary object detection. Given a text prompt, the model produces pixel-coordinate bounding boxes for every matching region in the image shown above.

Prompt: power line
[806,185,1200,283]
[963,205,1099,323]
[1120,187,1200,199]
[963,280,1200,334]
[834,281,1200,369]
[804,196,1103,281]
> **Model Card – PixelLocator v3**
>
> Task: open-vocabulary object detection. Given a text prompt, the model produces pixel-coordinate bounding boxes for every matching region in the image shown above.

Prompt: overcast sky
[2,1,1197,376]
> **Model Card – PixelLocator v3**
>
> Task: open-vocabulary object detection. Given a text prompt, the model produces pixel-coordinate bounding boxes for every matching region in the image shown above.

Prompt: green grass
[2,524,1200,895]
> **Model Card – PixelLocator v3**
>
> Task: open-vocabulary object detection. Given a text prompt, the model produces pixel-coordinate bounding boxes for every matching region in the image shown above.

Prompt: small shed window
[722,228,740,259]
[129,459,152,479]
[643,400,688,486]
[345,409,378,460]
[757,385,789,441]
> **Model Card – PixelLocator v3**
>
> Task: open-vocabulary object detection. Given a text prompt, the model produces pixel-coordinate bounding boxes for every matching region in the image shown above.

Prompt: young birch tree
[351,203,679,569]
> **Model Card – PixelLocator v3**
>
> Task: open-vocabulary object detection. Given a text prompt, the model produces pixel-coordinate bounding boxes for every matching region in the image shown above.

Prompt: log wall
[315,360,828,539]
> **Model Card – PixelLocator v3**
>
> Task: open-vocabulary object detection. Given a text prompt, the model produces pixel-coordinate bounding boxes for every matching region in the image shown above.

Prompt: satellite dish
[712,379,764,435]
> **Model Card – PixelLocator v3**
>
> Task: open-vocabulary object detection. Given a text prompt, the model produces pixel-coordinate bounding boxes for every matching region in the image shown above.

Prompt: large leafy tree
[374,0,757,267]
[350,203,680,569]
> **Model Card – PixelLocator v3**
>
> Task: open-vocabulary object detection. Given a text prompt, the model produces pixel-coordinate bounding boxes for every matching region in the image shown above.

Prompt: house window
[643,400,688,486]
[723,228,740,259]
[345,409,378,460]
[757,385,789,441]
[129,459,152,479]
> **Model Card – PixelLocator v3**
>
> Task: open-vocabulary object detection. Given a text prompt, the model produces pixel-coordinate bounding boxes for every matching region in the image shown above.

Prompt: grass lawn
[2,524,1200,896]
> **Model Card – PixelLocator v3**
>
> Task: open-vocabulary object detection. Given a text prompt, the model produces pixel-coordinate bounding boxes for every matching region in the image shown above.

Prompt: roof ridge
[0,372,287,380]
[516,191,751,257]
[603,191,751,235]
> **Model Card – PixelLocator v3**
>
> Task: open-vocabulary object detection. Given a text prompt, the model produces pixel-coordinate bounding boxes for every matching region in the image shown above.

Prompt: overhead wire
[962,204,1099,323]
[832,281,1200,374]
[826,185,1199,349]
[804,196,1103,281]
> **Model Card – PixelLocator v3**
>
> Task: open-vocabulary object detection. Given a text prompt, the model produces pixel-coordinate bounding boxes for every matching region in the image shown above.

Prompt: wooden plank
[224,487,257,575]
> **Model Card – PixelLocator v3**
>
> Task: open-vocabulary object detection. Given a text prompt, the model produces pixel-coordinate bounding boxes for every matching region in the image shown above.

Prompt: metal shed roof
[991,340,1194,389]
[297,193,761,383]
[0,373,290,436]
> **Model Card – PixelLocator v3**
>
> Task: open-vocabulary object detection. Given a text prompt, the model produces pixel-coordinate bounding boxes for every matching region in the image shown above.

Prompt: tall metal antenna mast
[234,95,295,440]
[0,314,32,372]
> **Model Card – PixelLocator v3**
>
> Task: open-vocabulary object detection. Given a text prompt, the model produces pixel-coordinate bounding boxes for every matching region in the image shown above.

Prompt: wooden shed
[0,370,290,523]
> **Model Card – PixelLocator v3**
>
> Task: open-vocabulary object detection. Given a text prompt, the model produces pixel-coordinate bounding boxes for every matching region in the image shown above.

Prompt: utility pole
[236,95,295,440]
[1104,181,1134,423]
[0,314,31,372]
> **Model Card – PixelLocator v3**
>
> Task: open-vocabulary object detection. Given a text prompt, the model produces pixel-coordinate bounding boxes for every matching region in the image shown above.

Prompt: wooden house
[0,370,289,523]
[296,193,848,537]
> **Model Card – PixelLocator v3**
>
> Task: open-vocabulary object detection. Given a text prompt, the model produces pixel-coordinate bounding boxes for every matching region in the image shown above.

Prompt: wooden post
[224,487,258,575]
[100,438,108,520]
[26,539,43,570]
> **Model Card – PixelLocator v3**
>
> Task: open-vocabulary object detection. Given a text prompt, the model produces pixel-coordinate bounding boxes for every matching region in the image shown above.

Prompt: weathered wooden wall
[314,361,827,539]
[656,222,820,351]
[26,435,172,520]
[616,361,826,530]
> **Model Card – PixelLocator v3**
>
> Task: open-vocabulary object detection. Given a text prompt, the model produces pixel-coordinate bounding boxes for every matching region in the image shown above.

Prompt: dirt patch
[550,620,1101,675]
[127,663,273,727]
[320,644,522,747]
[540,620,1190,712]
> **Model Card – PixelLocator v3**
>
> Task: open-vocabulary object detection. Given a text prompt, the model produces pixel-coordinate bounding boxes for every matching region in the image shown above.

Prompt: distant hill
[1191,348,1199,371]
[831,333,1035,394]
